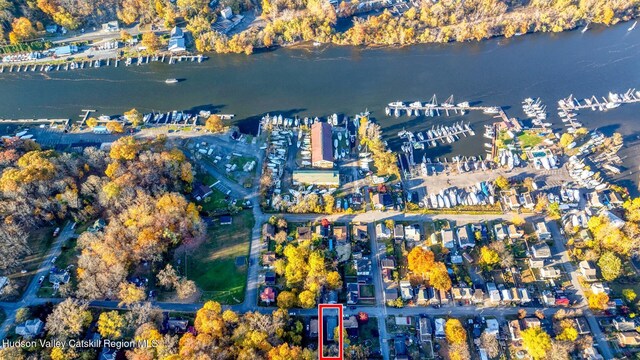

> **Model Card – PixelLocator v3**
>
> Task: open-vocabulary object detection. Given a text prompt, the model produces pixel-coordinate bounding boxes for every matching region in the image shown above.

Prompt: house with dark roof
[192,182,212,201]
[15,319,43,339]
[168,27,186,52]
[265,271,276,285]
[353,224,368,241]
[219,215,232,225]
[262,223,275,241]
[372,193,393,210]
[311,122,334,168]
[344,315,359,337]
[394,224,404,241]
[262,252,276,267]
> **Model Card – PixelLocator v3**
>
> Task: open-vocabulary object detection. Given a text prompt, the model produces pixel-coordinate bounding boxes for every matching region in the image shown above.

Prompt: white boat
[165,78,179,84]
[629,20,637,31]
[437,195,444,208]
[448,191,457,207]
[581,22,589,33]
[483,107,500,114]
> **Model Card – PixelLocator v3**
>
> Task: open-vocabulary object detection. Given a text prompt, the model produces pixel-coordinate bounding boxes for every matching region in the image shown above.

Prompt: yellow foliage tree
[86,117,98,128]
[142,32,161,51]
[205,115,224,133]
[445,318,467,344]
[124,108,143,127]
[277,290,296,309]
[106,121,124,133]
[521,327,552,360]
[407,247,435,279]
[298,290,316,308]
[117,282,146,306]
[587,292,609,310]
[97,311,125,339]
[429,262,452,291]
[479,246,500,267]
[9,18,37,44]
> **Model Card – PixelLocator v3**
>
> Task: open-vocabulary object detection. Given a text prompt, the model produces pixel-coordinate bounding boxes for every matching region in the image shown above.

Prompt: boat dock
[0,54,208,75]
[558,89,640,113]
[386,95,502,118]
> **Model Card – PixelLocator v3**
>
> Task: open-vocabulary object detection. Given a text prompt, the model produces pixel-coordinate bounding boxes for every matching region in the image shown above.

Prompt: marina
[0,54,206,74]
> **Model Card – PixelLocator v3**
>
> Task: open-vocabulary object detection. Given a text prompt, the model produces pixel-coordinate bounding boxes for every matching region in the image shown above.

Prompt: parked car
[38,275,45,285]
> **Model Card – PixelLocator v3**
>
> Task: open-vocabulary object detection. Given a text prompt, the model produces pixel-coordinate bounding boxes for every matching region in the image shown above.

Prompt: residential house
[574,317,591,335]
[542,290,555,306]
[264,271,276,286]
[579,261,597,282]
[529,243,551,268]
[416,287,428,305]
[385,288,398,301]
[311,122,334,168]
[504,192,521,210]
[600,209,625,229]
[353,224,368,241]
[607,191,624,206]
[588,191,604,208]
[427,287,440,306]
[346,283,359,305]
[375,223,391,240]
[15,319,44,339]
[439,289,450,305]
[298,227,312,241]
[519,288,531,304]
[355,258,372,277]
[452,287,473,303]
[582,346,604,360]
[434,318,446,338]
[333,225,348,243]
[49,269,70,284]
[591,282,610,295]
[508,224,523,239]
[404,224,421,242]
[395,316,413,326]
[165,318,188,333]
[509,320,522,341]
[324,290,338,304]
[494,224,508,240]
[219,215,232,225]
[192,182,212,201]
[382,268,393,283]
[372,193,393,210]
[101,21,119,32]
[473,288,485,305]
[520,192,535,209]
[617,332,640,347]
[45,24,58,34]
[262,223,276,241]
[540,266,561,279]
[522,317,541,329]
[309,319,318,338]
[344,316,359,337]
[399,281,413,300]
[168,27,186,52]
[262,252,276,267]
[418,317,432,343]
[535,221,552,240]
[457,226,474,248]
[451,254,463,265]
[485,319,500,336]
[613,317,636,332]
[510,288,521,304]
[441,229,455,249]
[260,287,276,304]
[393,224,405,241]
[381,258,395,270]
[486,283,501,304]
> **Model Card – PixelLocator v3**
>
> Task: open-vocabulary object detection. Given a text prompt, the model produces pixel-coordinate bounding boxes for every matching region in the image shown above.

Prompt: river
[1,22,639,193]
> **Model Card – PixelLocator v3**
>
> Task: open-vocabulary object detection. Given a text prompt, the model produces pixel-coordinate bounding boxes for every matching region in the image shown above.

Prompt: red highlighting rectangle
[318,304,343,360]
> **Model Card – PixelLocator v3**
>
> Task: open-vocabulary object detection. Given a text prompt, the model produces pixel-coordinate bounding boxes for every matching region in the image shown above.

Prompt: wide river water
[1,22,639,193]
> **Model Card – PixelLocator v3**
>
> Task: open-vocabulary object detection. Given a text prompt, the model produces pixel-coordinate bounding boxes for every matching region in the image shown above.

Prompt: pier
[79,109,96,126]
[386,95,503,118]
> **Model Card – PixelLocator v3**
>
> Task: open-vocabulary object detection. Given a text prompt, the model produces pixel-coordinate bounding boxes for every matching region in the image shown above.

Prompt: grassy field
[2,227,55,301]
[198,188,231,214]
[186,211,254,304]
[518,131,543,148]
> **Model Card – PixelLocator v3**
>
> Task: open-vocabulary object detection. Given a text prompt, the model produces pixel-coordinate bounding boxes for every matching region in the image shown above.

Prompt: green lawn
[186,211,254,304]
[198,188,231,214]
[37,237,79,298]
[518,131,543,148]
[360,284,375,298]
[2,227,55,301]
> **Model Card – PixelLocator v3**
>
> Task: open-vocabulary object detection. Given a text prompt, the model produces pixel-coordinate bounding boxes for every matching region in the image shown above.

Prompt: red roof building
[260,287,276,304]
[311,122,334,168]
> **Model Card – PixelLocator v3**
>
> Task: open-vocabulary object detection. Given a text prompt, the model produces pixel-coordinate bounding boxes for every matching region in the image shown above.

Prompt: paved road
[547,219,614,359]
[0,222,74,340]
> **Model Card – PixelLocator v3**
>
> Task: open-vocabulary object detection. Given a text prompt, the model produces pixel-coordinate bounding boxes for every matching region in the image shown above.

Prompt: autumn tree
[46,299,93,339]
[277,290,296,309]
[298,289,316,308]
[479,331,500,358]
[429,262,452,291]
[488,240,514,268]
[323,193,335,213]
[86,117,98,128]
[175,279,197,299]
[157,264,180,289]
[597,251,622,281]
[9,18,36,44]
[98,311,126,339]
[511,214,526,226]
[559,133,575,148]
[587,292,609,310]
[205,115,224,133]
[194,301,225,338]
[622,288,637,303]
[521,326,552,360]
[445,318,467,344]
[326,271,343,290]
[555,319,578,341]
[120,30,133,42]
[142,32,161,51]
[118,282,147,306]
[407,246,435,279]
[106,121,124,133]
[124,108,143,127]
[479,246,500,268]
[495,175,510,189]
